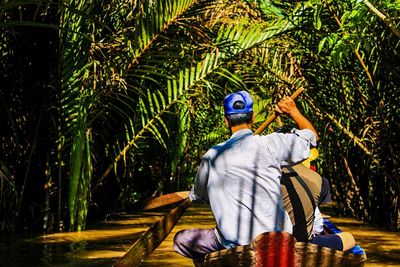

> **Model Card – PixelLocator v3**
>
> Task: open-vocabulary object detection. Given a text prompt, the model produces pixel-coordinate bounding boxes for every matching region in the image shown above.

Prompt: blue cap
[223,91,253,115]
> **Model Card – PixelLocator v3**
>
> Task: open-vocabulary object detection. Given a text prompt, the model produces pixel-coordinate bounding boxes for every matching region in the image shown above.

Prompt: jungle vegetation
[0,0,399,233]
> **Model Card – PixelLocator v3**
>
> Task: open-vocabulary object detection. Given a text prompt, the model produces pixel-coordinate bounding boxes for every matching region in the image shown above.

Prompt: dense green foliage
[0,0,399,232]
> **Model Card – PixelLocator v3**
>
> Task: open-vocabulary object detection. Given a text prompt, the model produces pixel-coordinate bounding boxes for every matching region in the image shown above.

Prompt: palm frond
[59,0,96,231]
[124,0,213,72]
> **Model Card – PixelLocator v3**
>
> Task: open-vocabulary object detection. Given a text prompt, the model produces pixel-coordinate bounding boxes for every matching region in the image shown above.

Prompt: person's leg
[173,228,225,259]
[311,232,355,251]
[336,232,356,251]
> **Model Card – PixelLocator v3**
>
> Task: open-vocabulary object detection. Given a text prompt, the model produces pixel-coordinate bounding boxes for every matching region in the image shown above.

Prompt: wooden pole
[254,87,304,135]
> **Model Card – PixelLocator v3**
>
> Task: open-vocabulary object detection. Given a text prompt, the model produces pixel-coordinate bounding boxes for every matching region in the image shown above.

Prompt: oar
[114,198,191,267]
[142,87,305,211]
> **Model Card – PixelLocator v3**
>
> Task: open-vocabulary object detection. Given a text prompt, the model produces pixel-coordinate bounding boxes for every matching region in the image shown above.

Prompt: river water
[0,205,399,266]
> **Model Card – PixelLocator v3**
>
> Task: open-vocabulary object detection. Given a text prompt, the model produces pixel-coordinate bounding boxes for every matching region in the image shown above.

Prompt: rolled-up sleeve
[292,128,317,147]
[189,157,210,203]
[267,128,317,166]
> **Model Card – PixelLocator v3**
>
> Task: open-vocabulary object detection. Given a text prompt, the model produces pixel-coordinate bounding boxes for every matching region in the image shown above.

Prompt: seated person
[173,92,318,259]
[281,163,322,242]
[281,161,355,251]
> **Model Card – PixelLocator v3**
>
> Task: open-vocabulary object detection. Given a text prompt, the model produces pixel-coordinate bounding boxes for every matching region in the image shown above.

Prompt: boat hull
[195,231,367,267]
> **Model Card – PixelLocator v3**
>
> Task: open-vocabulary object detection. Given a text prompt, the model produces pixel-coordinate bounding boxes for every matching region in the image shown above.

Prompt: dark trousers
[311,234,343,250]
[173,228,225,259]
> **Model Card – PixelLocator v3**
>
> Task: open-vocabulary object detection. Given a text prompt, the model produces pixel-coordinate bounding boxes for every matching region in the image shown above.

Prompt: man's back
[205,129,289,247]
[195,128,316,247]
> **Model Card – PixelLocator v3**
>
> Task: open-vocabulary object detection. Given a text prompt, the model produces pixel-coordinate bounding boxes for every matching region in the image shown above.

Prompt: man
[173,90,318,259]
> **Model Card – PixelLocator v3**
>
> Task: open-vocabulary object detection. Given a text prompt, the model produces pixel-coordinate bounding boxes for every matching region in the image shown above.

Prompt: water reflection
[0,211,166,267]
[1,207,399,267]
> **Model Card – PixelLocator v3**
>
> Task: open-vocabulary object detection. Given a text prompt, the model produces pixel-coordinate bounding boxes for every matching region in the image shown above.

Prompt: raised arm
[276,96,318,141]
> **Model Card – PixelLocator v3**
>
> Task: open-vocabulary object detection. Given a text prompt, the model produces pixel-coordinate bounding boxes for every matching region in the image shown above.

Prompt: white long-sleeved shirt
[190,128,317,248]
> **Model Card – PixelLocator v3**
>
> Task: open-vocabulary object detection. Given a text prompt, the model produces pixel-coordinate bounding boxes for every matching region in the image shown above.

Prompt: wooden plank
[252,232,295,267]
[115,198,191,267]
[194,243,254,267]
[294,242,367,267]
[142,191,189,210]
[195,232,295,267]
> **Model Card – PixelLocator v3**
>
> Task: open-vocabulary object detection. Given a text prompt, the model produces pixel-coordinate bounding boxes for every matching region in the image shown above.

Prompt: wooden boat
[194,219,367,267]
[115,193,366,267]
